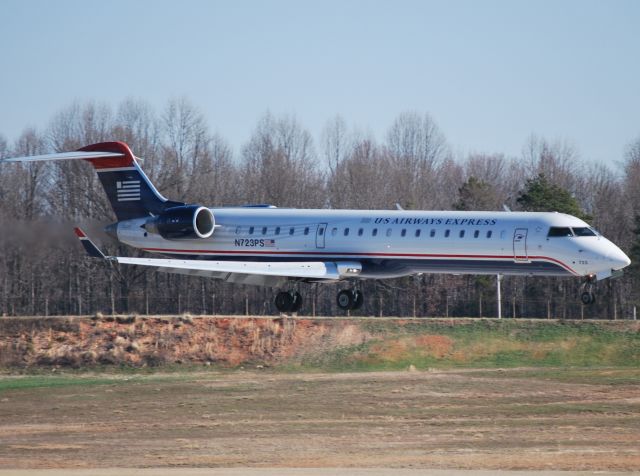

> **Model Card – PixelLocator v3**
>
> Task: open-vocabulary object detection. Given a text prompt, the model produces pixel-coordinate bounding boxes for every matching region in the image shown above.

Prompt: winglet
[74,227,108,259]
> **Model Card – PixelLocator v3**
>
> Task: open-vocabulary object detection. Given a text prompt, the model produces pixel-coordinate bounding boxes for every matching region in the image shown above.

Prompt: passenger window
[318,227,323,236]
[415,229,421,238]
[275,227,280,235]
[547,227,573,237]
[445,229,450,238]
[474,230,479,238]
[304,227,309,235]
[386,228,392,237]
[401,229,407,237]
[372,228,378,237]
[344,228,349,236]
[235,226,241,235]
[358,228,363,236]
[331,228,337,236]
[289,227,294,235]
[262,226,267,235]
[487,230,492,238]
[430,229,436,237]
[249,226,254,235]
[459,230,465,238]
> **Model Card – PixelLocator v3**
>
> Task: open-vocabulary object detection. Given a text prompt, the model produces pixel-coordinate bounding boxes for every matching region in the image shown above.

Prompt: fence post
[496,274,502,319]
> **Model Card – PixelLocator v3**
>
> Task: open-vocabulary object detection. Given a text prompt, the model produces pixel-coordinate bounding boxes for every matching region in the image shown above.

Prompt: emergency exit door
[513,228,529,262]
[316,223,327,248]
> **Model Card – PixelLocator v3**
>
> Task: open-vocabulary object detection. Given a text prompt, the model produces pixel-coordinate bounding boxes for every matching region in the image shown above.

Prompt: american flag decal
[116,180,141,201]
[264,239,276,247]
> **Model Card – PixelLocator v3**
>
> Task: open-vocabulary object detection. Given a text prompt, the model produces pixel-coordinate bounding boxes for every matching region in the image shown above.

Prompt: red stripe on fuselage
[140,248,579,275]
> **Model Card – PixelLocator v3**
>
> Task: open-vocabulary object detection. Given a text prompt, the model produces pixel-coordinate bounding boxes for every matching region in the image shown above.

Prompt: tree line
[1,98,639,318]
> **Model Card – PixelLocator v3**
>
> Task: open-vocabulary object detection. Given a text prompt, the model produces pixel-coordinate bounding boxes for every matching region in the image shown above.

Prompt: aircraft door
[513,228,529,262]
[316,223,327,249]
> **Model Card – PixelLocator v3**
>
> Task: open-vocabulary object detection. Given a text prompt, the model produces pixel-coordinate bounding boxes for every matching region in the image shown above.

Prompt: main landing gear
[580,275,596,305]
[274,291,303,313]
[274,288,364,313]
[336,289,363,311]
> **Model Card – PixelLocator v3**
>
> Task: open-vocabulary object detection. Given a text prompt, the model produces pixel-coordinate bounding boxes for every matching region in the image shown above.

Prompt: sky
[1,0,639,165]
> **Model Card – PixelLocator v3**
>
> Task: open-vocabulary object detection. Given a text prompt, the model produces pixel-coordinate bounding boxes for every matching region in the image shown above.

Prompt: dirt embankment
[0,315,371,368]
[0,315,638,369]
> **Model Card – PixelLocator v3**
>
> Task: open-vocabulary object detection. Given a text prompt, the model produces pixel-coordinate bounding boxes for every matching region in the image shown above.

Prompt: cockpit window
[547,227,573,237]
[572,227,597,237]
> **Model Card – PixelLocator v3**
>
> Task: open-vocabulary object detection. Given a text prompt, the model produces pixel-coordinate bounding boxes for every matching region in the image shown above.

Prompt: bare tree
[160,97,209,200]
[385,111,450,208]
[321,115,351,174]
[240,113,324,208]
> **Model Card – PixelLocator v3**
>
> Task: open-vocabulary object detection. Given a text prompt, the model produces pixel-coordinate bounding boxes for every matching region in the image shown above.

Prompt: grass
[291,319,640,372]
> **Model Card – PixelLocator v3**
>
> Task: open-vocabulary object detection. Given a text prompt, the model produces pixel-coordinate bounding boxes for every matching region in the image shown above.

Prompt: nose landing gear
[580,275,596,305]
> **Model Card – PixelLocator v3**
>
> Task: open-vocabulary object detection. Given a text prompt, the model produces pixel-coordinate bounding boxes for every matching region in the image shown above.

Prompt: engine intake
[145,205,215,240]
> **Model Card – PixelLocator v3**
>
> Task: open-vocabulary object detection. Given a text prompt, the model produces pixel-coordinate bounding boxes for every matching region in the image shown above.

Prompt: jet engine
[145,205,215,240]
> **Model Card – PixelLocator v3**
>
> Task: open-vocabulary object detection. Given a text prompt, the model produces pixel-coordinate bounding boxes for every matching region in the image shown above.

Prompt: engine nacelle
[145,205,215,240]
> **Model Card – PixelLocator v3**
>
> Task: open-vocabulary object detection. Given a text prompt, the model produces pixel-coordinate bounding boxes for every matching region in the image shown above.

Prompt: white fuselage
[115,209,630,280]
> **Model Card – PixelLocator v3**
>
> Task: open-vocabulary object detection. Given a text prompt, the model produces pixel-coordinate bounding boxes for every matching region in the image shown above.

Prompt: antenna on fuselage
[503,204,512,212]
[395,203,404,211]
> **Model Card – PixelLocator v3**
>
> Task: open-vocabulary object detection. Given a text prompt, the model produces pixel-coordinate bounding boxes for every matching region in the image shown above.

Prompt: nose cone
[609,247,631,270]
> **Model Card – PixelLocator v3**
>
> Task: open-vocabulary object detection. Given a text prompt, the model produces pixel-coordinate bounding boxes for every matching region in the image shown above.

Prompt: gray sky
[1,0,639,163]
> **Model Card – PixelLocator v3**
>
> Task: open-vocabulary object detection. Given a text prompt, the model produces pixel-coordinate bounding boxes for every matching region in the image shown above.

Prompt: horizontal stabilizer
[2,151,124,163]
[74,228,107,259]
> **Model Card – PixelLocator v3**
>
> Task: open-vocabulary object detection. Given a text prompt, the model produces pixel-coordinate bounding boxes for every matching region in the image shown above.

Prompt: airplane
[1,141,631,312]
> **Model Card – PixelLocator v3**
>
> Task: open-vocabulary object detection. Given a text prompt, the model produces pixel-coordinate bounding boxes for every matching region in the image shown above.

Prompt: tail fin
[78,142,185,220]
[2,141,183,221]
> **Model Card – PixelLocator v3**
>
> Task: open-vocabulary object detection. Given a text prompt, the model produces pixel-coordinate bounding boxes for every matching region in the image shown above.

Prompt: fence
[1,293,636,320]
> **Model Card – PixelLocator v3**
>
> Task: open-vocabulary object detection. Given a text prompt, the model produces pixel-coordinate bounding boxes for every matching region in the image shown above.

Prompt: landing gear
[336,289,363,311]
[580,291,596,305]
[274,291,303,313]
[580,275,596,306]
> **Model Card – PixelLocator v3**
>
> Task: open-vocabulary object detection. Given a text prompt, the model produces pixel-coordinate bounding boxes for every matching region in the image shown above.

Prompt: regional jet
[2,142,631,312]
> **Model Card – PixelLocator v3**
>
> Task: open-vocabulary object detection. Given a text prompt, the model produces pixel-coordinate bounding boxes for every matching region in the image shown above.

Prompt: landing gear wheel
[290,292,303,313]
[337,289,354,310]
[352,290,364,310]
[580,291,596,305]
[275,291,294,312]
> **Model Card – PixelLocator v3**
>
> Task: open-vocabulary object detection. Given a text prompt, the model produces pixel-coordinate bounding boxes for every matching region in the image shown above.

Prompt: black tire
[352,290,364,310]
[337,289,354,310]
[580,291,595,305]
[290,292,303,312]
[275,291,294,312]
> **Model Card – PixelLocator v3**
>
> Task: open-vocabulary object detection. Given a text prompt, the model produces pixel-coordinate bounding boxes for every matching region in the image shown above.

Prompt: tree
[385,111,449,209]
[516,173,590,220]
[454,176,498,211]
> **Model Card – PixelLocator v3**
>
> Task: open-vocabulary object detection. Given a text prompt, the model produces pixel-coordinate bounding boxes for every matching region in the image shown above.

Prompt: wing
[74,228,362,287]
